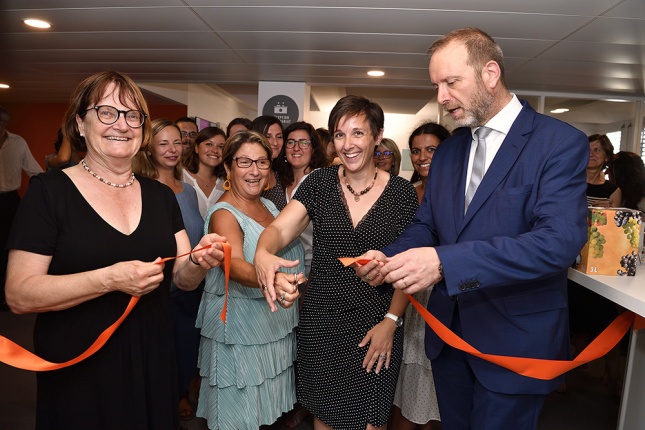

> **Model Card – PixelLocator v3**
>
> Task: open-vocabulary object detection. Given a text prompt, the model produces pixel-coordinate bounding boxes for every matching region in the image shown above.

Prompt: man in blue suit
[355,28,588,429]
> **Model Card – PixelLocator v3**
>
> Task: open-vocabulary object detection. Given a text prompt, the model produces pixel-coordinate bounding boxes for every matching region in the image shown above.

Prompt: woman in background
[183,126,227,219]
[586,134,621,207]
[390,122,449,430]
[226,117,252,138]
[251,115,287,210]
[373,138,401,176]
[133,118,205,421]
[608,151,645,211]
[406,122,451,202]
[275,121,328,276]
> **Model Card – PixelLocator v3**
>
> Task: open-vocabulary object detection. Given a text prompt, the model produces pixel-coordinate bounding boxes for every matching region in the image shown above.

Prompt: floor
[0,309,622,430]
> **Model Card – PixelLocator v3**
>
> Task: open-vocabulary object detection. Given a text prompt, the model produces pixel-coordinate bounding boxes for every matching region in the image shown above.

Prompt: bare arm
[254,199,310,311]
[609,187,622,208]
[172,229,226,291]
[6,249,165,314]
[46,137,73,168]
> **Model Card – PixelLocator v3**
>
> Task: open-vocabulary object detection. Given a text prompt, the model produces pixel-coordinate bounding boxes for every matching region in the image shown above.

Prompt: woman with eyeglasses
[196,130,305,429]
[373,138,402,176]
[5,71,226,430]
[254,95,418,430]
[390,122,450,430]
[182,126,227,219]
[274,121,329,277]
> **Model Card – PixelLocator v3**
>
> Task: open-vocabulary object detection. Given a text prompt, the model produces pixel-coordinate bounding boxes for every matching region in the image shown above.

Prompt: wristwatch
[384,312,403,328]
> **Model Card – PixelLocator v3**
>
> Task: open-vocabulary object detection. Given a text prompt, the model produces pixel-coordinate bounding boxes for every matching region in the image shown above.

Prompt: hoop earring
[264,181,271,191]
[223,177,231,191]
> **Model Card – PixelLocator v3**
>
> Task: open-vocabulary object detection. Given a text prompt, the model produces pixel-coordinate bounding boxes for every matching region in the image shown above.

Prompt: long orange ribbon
[340,257,636,380]
[0,242,231,372]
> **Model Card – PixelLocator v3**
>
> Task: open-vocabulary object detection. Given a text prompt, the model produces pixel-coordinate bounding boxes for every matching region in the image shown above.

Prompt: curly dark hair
[275,122,329,189]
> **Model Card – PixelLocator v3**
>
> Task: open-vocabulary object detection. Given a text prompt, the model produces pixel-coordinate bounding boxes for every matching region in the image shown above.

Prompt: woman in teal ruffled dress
[195,130,306,429]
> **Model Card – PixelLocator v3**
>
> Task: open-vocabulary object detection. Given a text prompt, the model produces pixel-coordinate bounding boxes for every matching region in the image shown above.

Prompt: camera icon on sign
[274,103,288,114]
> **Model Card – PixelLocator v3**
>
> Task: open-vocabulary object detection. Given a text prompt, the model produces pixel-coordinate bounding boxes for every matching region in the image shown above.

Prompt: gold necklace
[81,159,135,188]
[229,191,269,222]
[343,167,378,202]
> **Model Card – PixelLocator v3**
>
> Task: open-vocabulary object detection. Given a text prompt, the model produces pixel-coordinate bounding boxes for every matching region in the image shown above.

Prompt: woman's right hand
[105,258,166,297]
[254,249,300,312]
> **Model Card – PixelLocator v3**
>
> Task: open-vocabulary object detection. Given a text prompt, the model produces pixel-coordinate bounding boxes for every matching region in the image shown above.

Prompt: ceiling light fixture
[23,19,52,29]
[0,84,10,89]
[367,70,385,77]
[550,108,569,114]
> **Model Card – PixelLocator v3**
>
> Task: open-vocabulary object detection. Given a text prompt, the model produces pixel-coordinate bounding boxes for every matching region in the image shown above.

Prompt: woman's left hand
[190,233,228,269]
[272,272,306,309]
[359,320,396,374]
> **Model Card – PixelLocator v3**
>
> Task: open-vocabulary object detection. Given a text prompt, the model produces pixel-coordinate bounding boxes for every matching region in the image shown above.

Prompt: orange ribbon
[341,257,636,380]
[0,242,231,372]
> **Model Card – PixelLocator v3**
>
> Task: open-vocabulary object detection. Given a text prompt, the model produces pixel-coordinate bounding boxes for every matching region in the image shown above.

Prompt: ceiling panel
[0,0,643,114]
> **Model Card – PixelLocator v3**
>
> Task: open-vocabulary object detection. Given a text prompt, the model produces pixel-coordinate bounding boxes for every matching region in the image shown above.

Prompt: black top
[586,181,617,198]
[7,169,183,430]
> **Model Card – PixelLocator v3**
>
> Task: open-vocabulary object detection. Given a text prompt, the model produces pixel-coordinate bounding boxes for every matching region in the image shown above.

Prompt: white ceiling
[1,0,644,125]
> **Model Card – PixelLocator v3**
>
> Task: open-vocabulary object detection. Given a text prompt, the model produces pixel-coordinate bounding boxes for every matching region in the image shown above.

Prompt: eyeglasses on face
[232,156,271,170]
[285,139,311,149]
[86,105,146,128]
[374,150,394,159]
[180,131,198,139]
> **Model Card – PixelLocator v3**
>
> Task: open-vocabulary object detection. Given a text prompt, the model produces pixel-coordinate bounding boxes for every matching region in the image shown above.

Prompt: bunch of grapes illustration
[614,210,641,249]
[617,251,638,276]
[588,226,606,258]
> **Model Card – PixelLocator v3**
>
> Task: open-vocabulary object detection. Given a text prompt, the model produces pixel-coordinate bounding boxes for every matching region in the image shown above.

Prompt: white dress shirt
[465,94,523,194]
[0,131,44,192]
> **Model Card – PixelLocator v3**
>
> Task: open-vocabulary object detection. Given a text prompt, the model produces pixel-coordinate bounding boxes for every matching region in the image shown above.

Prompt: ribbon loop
[340,256,634,380]
[0,242,231,372]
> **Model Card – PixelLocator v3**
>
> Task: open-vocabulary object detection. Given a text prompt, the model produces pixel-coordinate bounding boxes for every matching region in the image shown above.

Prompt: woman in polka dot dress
[254,95,418,430]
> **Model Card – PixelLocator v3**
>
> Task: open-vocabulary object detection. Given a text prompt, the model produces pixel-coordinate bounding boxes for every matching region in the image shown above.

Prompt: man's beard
[452,81,494,128]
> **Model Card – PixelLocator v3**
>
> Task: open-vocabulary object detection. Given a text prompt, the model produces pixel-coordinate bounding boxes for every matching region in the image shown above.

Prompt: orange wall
[1,102,187,195]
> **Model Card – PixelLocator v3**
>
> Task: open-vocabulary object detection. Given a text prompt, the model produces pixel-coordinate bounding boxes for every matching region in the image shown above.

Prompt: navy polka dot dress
[293,165,418,429]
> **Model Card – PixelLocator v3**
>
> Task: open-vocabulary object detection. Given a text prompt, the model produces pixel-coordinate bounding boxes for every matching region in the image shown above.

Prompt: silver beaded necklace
[81,159,136,188]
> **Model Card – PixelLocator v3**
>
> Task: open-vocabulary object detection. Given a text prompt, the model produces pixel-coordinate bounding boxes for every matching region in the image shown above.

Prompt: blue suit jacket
[383,101,589,395]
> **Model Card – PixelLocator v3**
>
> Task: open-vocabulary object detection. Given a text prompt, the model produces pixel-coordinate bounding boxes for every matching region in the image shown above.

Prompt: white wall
[139,83,257,129]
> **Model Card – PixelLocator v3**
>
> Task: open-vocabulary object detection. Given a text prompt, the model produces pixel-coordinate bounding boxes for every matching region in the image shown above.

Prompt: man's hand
[380,247,443,294]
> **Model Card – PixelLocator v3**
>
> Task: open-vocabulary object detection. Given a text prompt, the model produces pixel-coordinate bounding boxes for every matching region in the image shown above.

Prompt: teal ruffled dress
[195,199,304,429]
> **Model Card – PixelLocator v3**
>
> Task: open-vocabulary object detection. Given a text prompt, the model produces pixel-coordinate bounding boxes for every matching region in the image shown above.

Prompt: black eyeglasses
[180,131,198,139]
[374,150,394,159]
[86,105,146,128]
[285,139,311,149]
[232,156,271,170]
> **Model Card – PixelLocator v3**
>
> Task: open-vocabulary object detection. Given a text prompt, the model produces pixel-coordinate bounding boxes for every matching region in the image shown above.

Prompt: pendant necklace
[81,159,135,188]
[343,167,378,202]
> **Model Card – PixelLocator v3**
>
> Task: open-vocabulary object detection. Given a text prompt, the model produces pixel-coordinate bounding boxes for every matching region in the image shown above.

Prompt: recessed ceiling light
[550,108,569,114]
[367,70,385,77]
[23,19,52,29]
[0,84,9,89]
[603,99,629,103]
